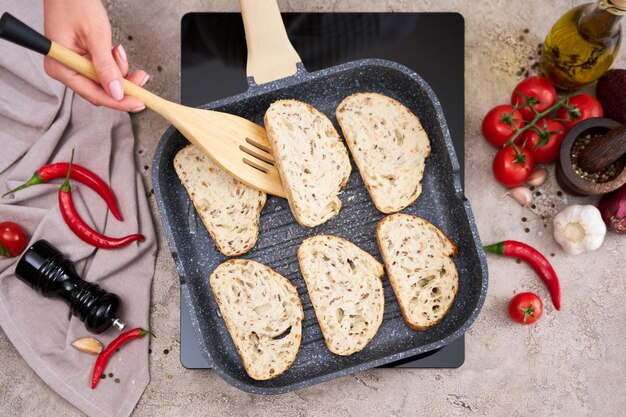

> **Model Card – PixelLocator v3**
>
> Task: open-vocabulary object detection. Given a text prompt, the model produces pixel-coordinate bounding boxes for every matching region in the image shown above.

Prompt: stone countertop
[1,1,625,416]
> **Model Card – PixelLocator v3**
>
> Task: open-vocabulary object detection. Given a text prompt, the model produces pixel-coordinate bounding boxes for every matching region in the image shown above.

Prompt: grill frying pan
[152,0,488,394]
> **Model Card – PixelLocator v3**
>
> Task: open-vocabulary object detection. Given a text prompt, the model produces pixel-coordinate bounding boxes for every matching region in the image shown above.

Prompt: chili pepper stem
[483,242,505,255]
[1,172,44,198]
[139,328,155,338]
[61,150,75,193]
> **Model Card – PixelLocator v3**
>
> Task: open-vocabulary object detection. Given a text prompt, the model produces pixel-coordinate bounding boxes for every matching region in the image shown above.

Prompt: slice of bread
[336,93,431,213]
[209,259,304,380]
[376,214,458,330]
[174,145,266,257]
[264,100,351,227]
[297,235,384,356]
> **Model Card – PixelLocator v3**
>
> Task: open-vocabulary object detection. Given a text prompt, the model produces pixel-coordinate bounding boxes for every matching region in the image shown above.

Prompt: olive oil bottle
[540,0,626,90]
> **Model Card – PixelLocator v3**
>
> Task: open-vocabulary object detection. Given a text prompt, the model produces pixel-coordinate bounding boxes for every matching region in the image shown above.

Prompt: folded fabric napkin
[0,1,157,416]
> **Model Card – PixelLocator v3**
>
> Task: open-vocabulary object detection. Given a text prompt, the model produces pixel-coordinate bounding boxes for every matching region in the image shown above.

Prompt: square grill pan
[152,59,488,394]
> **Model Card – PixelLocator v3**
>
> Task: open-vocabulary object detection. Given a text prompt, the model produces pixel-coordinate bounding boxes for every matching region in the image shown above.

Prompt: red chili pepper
[58,152,145,249]
[92,328,152,389]
[2,162,123,221]
[483,240,561,310]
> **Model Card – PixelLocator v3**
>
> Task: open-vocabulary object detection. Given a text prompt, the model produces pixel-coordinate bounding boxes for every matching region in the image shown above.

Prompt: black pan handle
[0,13,51,55]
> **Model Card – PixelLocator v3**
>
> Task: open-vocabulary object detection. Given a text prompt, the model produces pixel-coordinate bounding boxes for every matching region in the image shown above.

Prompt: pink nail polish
[116,45,127,62]
[130,105,146,113]
[108,80,124,101]
[140,74,150,87]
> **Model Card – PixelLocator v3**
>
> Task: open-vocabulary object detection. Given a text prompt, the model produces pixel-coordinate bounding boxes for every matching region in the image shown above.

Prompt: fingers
[113,45,129,78]
[85,27,124,101]
[46,56,149,112]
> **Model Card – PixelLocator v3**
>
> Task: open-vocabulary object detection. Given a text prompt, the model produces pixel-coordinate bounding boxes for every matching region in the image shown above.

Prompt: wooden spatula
[0,13,286,198]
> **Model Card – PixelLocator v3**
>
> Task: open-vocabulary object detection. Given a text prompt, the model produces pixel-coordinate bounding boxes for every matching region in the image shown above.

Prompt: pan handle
[240,0,302,85]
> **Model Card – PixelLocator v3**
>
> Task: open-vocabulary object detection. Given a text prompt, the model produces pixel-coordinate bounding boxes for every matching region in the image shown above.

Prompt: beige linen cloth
[0,1,157,416]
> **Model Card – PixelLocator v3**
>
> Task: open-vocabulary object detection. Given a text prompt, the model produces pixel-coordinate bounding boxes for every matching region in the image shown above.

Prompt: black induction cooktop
[179,12,465,369]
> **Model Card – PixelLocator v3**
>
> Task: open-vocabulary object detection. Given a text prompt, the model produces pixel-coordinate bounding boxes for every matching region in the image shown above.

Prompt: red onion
[598,183,626,234]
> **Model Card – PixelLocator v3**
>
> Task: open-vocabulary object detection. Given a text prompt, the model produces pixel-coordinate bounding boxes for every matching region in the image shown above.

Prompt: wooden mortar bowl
[556,117,626,196]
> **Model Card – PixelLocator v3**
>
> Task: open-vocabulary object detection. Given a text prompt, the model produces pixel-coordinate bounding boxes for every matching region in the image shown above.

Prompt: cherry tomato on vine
[0,222,28,257]
[482,105,525,147]
[555,94,603,131]
[509,292,543,325]
[519,117,566,164]
[492,145,535,187]
[511,76,557,121]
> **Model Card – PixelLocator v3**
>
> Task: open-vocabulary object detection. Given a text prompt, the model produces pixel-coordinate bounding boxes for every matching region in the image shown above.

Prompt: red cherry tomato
[482,105,525,147]
[555,94,604,131]
[511,76,557,121]
[492,145,535,187]
[0,222,28,257]
[519,118,566,164]
[509,292,543,325]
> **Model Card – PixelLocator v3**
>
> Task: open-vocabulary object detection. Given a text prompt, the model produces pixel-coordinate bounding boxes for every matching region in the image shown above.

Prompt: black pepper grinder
[15,240,125,334]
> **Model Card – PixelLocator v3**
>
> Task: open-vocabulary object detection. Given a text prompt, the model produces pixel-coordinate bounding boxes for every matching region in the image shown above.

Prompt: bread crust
[337,92,431,214]
[376,214,458,330]
[264,99,351,227]
[174,145,266,256]
[297,235,384,356]
[209,259,303,380]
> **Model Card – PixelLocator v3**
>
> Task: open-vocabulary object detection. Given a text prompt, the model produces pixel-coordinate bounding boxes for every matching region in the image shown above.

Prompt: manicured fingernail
[130,105,145,113]
[108,80,124,101]
[116,44,127,62]
[140,74,150,87]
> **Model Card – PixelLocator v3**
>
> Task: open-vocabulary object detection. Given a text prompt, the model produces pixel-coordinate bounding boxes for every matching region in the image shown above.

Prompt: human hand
[43,0,149,112]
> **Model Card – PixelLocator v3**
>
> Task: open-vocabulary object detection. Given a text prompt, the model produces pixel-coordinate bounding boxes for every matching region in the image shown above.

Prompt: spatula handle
[240,0,302,85]
[0,13,169,113]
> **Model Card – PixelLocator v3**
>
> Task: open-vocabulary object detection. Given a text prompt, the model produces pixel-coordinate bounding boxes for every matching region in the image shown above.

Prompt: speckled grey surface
[152,59,488,394]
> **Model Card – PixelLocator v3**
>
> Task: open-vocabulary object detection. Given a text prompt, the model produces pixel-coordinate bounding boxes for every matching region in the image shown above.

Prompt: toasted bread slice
[209,259,304,380]
[264,100,351,227]
[297,235,384,356]
[174,145,266,256]
[376,214,458,330]
[336,93,431,213]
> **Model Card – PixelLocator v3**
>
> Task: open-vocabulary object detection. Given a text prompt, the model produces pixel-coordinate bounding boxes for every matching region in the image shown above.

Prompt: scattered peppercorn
[115,378,120,384]
[522,217,527,222]
[108,373,113,378]
[157,65,163,72]
[164,349,169,354]
[525,228,530,233]
[127,35,133,41]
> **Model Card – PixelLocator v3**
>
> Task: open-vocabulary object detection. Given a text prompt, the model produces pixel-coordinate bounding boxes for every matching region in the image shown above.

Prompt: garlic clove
[71,337,103,355]
[527,167,548,187]
[506,186,533,207]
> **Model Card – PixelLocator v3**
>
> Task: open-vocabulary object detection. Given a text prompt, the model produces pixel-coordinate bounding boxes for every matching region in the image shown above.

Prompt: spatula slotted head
[169,105,286,197]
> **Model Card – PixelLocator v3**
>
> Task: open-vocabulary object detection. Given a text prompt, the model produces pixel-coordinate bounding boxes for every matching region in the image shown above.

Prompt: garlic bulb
[553,205,606,255]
